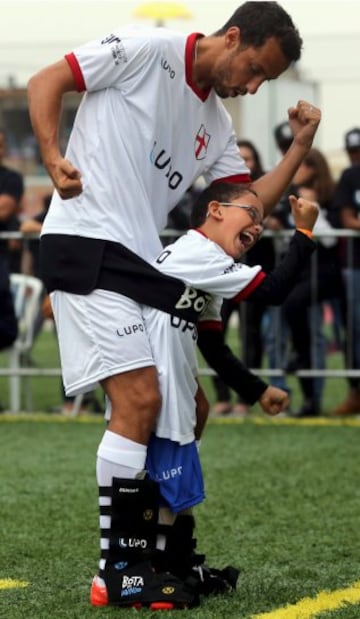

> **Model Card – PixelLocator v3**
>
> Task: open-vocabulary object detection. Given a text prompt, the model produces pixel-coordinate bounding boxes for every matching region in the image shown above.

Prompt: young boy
[145,183,318,467]
[95,183,318,609]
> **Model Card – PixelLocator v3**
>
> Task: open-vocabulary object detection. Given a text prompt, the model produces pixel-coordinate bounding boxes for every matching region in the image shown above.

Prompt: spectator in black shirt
[0,129,24,273]
[331,128,360,416]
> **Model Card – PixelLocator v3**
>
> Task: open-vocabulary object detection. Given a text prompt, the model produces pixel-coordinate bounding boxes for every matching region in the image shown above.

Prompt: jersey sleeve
[246,230,316,305]
[198,296,222,331]
[65,27,152,92]
[154,233,264,301]
[203,128,251,185]
[196,294,268,404]
[195,262,264,300]
[197,328,268,404]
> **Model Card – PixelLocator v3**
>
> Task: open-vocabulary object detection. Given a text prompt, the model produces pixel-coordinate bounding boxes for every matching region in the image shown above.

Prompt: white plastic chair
[8,273,44,412]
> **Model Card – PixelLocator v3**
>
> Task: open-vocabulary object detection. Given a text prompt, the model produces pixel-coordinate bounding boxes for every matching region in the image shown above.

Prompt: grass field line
[213,415,360,427]
[252,579,360,619]
[1,412,360,427]
[0,579,29,590]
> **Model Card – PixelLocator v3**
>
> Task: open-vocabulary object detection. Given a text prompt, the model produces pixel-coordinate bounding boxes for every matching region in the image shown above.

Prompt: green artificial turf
[1,416,359,618]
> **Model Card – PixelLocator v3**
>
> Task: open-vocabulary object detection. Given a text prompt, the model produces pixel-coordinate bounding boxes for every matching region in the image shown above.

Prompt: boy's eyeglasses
[219,202,263,225]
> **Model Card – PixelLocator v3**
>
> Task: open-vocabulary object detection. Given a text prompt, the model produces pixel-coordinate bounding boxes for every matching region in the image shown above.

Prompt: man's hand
[251,100,321,216]
[48,157,82,200]
[258,385,290,416]
[287,100,321,151]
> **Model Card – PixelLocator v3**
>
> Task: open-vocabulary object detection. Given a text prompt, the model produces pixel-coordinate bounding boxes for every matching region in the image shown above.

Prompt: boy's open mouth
[239,230,256,247]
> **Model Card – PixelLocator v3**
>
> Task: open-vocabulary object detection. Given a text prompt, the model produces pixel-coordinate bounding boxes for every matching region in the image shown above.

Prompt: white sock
[96,430,147,573]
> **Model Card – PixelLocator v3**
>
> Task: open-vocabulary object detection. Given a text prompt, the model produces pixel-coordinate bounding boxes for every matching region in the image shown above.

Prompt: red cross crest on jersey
[194,124,210,160]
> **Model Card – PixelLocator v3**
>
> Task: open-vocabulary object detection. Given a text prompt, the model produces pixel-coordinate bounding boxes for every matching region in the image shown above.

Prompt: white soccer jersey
[41,26,249,262]
[143,230,264,444]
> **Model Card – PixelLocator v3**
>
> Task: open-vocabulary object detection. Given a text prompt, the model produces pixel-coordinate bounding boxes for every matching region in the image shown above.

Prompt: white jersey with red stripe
[41,25,250,262]
[143,229,264,444]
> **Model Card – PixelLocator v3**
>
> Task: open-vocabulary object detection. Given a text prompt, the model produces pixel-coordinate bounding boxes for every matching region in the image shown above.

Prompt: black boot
[156,514,240,597]
[99,477,199,609]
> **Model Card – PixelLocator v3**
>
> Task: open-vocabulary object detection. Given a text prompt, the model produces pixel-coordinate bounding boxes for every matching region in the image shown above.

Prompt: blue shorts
[145,434,205,512]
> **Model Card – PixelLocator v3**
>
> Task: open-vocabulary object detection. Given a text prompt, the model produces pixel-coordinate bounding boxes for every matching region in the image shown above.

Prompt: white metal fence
[1,228,360,380]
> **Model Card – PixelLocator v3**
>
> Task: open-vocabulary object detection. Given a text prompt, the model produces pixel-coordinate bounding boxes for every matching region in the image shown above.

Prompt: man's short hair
[345,128,360,152]
[215,1,302,63]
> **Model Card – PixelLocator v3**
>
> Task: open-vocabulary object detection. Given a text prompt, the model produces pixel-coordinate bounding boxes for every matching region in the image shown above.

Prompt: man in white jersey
[27,1,321,610]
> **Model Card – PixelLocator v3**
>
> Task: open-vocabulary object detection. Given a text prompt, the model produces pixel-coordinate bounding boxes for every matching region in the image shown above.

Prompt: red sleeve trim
[198,320,223,332]
[65,53,86,92]
[233,271,266,302]
[211,174,251,185]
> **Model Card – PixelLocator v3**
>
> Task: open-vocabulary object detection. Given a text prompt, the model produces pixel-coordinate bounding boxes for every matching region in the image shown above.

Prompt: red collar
[185,33,211,102]
[194,228,208,238]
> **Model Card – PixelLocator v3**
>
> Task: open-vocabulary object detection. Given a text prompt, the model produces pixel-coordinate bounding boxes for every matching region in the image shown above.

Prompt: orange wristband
[296,228,313,239]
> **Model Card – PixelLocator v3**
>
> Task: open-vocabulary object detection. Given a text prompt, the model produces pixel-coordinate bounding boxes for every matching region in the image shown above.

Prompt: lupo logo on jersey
[150,141,183,190]
[116,323,145,337]
[195,124,210,160]
[170,316,197,341]
[161,57,175,79]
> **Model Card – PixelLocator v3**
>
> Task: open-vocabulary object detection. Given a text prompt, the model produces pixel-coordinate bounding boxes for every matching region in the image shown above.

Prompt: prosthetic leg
[91,477,198,609]
[156,514,240,597]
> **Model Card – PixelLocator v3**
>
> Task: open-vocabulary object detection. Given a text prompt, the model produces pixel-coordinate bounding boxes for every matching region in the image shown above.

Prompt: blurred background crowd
[1,0,360,417]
